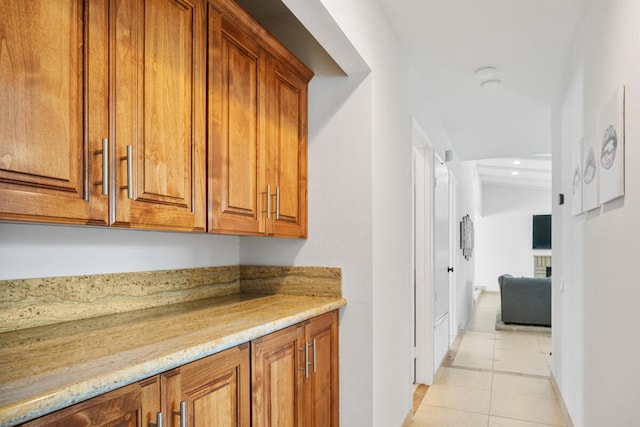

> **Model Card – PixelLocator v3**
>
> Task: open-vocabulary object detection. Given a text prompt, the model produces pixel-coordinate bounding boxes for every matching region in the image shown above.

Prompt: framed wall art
[582,134,599,211]
[598,85,625,204]
[571,137,583,216]
[460,214,474,261]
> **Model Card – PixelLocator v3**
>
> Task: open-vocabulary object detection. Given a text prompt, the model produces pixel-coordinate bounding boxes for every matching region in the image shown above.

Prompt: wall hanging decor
[571,137,584,216]
[598,85,625,204]
[582,134,599,211]
[460,214,474,261]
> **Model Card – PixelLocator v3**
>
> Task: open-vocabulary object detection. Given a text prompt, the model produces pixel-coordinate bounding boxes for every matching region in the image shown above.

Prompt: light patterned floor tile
[413,405,489,427]
[490,391,564,426]
[423,383,491,413]
[492,373,555,399]
[435,367,493,390]
[452,350,494,370]
[489,416,558,427]
[493,349,550,376]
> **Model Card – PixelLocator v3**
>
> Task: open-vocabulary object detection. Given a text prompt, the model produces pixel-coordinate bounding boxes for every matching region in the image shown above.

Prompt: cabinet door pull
[267,184,271,219]
[94,138,109,195]
[120,145,133,199]
[172,401,186,427]
[149,412,162,427]
[298,344,310,378]
[275,186,280,220]
[312,338,317,373]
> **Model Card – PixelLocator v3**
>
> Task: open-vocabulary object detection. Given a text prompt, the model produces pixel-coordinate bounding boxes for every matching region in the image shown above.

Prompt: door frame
[448,172,458,343]
[411,118,434,385]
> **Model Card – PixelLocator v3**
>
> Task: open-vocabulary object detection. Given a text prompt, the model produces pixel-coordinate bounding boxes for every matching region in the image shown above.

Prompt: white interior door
[433,156,450,369]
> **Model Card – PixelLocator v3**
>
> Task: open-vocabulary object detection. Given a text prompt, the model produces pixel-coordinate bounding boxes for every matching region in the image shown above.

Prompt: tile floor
[412,292,565,427]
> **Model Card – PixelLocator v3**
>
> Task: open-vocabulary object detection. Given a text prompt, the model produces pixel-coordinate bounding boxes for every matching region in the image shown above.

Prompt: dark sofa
[498,274,551,327]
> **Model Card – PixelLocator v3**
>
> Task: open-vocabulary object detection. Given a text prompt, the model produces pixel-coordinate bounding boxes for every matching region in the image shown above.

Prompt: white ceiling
[378,0,586,161]
[474,155,551,190]
[238,0,582,188]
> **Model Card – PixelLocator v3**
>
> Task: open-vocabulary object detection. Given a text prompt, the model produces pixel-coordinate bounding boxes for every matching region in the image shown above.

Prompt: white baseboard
[551,373,575,427]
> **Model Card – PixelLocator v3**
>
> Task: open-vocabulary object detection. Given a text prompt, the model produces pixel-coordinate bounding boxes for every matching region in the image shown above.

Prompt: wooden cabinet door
[0,0,109,226]
[208,5,263,235]
[262,55,309,238]
[162,344,250,427]
[111,0,206,232]
[22,377,160,427]
[252,323,305,427]
[306,311,339,427]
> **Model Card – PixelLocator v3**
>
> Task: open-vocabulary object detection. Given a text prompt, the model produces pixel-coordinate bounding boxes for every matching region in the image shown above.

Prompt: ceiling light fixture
[512,160,521,165]
[511,171,519,176]
[480,78,501,89]
[474,66,497,80]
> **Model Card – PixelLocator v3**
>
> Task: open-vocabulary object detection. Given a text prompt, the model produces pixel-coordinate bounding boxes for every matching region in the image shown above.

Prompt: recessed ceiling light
[511,171,519,176]
[475,66,497,80]
[480,78,501,89]
[513,160,521,165]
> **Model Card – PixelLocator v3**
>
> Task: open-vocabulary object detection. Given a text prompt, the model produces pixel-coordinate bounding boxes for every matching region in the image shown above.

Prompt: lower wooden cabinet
[22,344,250,427]
[22,377,160,427]
[20,312,338,427]
[252,311,339,427]
[161,344,250,427]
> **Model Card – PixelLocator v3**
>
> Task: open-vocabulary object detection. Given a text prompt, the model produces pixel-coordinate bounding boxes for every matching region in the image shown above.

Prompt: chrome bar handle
[275,186,280,220]
[267,184,271,219]
[94,138,109,195]
[298,344,309,378]
[149,412,162,427]
[172,401,186,427]
[312,338,317,373]
[120,145,133,199]
[305,342,309,378]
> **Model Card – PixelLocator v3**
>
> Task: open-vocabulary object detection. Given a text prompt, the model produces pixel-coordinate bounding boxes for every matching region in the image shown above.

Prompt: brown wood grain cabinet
[0,0,207,232]
[22,376,161,427]
[0,0,310,237]
[22,344,250,427]
[252,311,339,427]
[0,0,109,226]
[208,0,312,238]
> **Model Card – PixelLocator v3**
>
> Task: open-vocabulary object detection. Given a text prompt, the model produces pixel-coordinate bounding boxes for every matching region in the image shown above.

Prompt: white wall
[475,183,552,291]
[553,1,640,425]
[0,223,240,279]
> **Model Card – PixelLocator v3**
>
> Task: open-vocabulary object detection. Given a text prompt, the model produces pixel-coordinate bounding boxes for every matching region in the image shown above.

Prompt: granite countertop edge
[0,294,347,426]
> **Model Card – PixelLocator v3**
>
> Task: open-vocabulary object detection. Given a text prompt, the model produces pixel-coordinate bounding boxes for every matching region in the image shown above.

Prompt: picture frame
[598,85,625,204]
[460,214,474,261]
[571,137,583,216]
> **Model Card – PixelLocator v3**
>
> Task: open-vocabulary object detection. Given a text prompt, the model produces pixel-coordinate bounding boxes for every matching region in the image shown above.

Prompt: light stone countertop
[0,293,347,426]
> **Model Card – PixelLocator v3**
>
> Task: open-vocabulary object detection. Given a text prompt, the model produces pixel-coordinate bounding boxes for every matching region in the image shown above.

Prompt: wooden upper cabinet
[0,0,206,231]
[0,0,109,225]
[111,0,206,231]
[262,54,309,238]
[208,5,263,235]
[207,0,312,238]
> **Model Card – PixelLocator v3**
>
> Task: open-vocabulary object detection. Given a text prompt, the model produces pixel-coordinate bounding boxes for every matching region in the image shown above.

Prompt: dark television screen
[532,214,552,249]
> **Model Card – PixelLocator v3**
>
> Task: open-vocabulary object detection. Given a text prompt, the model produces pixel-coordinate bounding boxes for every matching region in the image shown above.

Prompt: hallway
[413,292,565,426]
